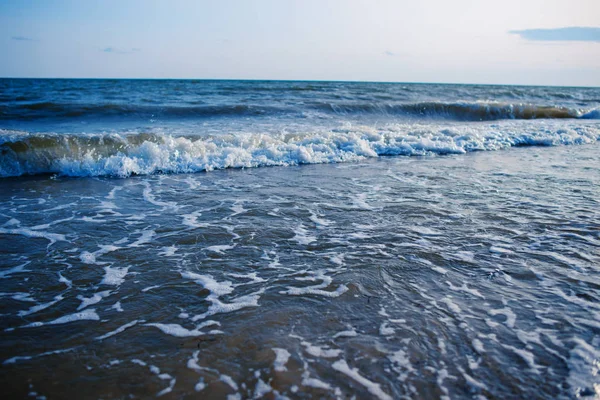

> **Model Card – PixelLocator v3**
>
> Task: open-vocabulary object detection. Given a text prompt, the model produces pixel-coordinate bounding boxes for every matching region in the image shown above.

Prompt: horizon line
[0,76,598,89]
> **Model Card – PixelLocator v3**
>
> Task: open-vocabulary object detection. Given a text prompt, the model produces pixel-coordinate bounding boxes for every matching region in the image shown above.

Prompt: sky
[1,0,599,86]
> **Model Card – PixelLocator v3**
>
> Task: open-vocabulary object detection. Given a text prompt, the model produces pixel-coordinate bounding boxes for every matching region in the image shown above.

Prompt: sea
[0,79,599,399]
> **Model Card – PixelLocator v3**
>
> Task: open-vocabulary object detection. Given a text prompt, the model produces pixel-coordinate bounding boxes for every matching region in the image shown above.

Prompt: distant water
[0,79,599,399]
[1,79,599,178]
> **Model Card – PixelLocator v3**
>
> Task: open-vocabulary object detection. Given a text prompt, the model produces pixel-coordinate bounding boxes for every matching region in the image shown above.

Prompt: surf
[2,121,599,178]
[3,100,598,122]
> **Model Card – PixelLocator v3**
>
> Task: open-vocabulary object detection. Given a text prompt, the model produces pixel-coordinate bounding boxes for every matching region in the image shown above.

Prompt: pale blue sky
[1,0,599,86]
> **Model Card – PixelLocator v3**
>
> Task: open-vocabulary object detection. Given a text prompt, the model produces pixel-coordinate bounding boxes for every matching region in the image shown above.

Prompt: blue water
[1,79,599,178]
[0,79,599,399]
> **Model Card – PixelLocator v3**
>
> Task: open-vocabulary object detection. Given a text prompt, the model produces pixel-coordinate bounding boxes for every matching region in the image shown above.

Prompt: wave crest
[1,124,599,178]
[2,101,598,121]
[0,103,284,120]
[316,102,590,120]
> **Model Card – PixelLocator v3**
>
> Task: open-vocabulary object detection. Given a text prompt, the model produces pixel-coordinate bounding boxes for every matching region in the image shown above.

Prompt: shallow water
[2,79,600,178]
[1,79,600,399]
[1,142,599,399]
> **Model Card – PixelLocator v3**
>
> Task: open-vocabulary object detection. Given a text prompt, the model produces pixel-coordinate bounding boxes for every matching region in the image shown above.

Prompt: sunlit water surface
[1,143,599,399]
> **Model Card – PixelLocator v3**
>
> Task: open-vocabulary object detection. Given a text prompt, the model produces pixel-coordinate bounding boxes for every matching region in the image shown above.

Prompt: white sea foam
[95,320,143,340]
[3,347,76,365]
[79,251,97,264]
[328,253,345,266]
[181,271,262,320]
[388,349,414,380]
[141,363,176,397]
[97,200,120,214]
[332,359,392,400]
[333,329,358,339]
[410,226,441,236]
[490,246,514,255]
[281,269,348,298]
[229,202,246,217]
[18,294,64,317]
[77,290,112,310]
[431,266,448,274]
[446,281,484,298]
[302,374,332,390]
[58,272,72,287]
[272,348,291,372]
[220,374,239,390]
[489,307,517,328]
[158,246,178,256]
[22,309,100,328]
[228,272,266,286]
[291,224,317,245]
[0,227,66,245]
[205,244,236,254]
[142,182,178,209]
[6,292,35,302]
[301,341,342,358]
[459,367,488,391]
[182,210,207,228]
[0,261,31,279]
[309,211,333,227]
[192,292,262,320]
[80,245,120,265]
[3,218,20,227]
[502,344,540,373]
[440,297,462,315]
[567,337,600,398]
[4,121,598,178]
[111,301,124,312]
[253,379,273,398]
[81,216,107,223]
[379,322,395,336]
[181,272,234,296]
[156,378,176,397]
[145,320,221,337]
[100,266,130,286]
[141,284,163,293]
[128,228,156,247]
[352,193,375,210]
[472,338,485,354]
[194,378,206,392]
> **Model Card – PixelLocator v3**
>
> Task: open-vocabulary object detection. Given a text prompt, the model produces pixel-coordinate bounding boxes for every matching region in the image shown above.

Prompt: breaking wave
[315,102,599,120]
[2,101,598,121]
[1,123,599,178]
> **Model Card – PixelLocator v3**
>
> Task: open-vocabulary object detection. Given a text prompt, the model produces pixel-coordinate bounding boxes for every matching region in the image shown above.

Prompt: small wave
[313,101,592,121]
[0,102,288,120]
[2,101,598,122]
[1,123,599,178]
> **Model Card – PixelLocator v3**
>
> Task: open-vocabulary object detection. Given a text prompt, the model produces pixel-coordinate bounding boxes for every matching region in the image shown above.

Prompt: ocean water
[0,79,599,399]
